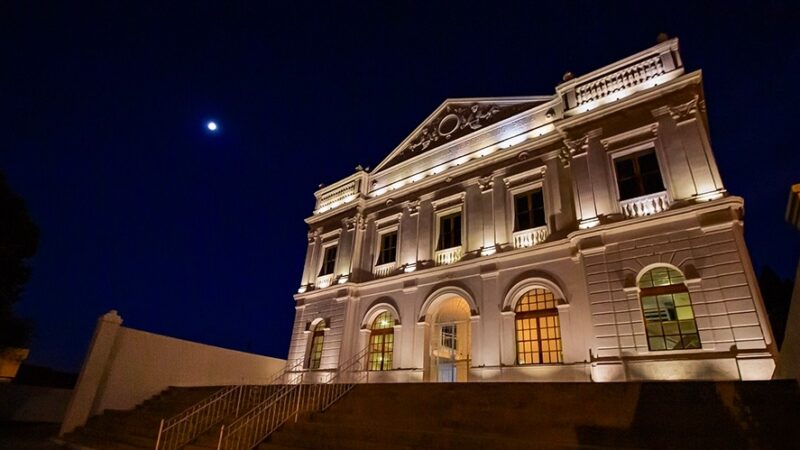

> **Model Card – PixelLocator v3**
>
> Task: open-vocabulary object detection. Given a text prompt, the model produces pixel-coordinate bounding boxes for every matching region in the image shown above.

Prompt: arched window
[368,312,395,371]
[639,266,700,351]
[308,321,325,369]
[515,288,562,364]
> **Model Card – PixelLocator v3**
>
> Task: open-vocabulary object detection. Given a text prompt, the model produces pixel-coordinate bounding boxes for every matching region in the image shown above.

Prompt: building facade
[288,38,777,383]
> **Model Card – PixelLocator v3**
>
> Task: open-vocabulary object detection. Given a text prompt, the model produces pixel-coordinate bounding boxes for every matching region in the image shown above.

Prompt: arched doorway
[426,296,472,382]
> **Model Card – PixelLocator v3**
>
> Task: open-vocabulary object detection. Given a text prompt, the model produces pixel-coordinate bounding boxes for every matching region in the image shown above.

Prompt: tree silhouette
[0,171,39,349]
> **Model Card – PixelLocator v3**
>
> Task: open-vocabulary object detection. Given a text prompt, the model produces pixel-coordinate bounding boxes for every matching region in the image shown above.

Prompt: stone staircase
[60,385,284,450]
[60,381,800,450]
[259,381,800,450]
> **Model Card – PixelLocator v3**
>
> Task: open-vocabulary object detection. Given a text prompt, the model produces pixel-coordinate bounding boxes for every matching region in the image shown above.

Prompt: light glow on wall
[480,245,497,256]
[579,217,600,229]
[404,263,417,273]
[297,285,307,294]
[694,190,724,202]
[337,276,349,284]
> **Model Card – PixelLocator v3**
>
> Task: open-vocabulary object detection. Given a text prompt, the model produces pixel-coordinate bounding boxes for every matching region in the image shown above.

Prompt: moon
[207,121,218,131]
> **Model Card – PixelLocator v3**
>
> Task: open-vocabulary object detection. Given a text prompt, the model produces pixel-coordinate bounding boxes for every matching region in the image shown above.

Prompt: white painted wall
[60,311,285,435]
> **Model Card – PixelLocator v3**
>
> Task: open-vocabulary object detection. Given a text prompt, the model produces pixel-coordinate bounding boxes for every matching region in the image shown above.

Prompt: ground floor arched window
[515,288,562,364]
[639,266,700,350]
[368,312,395,371]
[308,321,325,369]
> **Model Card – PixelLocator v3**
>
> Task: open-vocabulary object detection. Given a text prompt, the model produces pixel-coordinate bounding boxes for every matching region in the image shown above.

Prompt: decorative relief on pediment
[383,101,541,170]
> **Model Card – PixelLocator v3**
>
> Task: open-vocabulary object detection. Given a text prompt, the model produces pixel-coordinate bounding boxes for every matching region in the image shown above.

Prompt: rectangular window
[614,149,665,201]
[319,245,337,275]
[437,213,462,250]
[377,231,398,265]
[441,324,457,350]
[514,189,546,231]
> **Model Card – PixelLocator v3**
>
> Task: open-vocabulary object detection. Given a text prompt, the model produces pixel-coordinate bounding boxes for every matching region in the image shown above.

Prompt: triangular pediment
[374,96,549,172]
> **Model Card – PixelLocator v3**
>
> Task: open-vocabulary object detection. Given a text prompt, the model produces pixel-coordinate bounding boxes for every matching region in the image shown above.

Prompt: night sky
[2,1,799,372]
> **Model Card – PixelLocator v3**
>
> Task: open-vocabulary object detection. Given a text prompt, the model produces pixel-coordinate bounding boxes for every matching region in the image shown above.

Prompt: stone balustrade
[315,180,358,214]
[619,191,671,218]
[574,55,666,108]
[512,225,549,249]
[315,274,334,289]
[373,262,397,279]
[434,247,463,266]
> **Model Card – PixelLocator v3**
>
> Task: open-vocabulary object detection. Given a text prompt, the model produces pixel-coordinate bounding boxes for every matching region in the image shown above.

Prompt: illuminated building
[288,37,776,382]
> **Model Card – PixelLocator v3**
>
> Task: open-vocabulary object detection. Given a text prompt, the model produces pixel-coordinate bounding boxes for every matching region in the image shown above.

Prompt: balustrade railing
[434,246,463,266]
[154,360,302,450]
[372,262,397,278]
[315,180,358,214]
[619,191,671,218]
[315,274,334,289]
[574,55,665,107]
[216,346,369,450]
[512,225,549,249]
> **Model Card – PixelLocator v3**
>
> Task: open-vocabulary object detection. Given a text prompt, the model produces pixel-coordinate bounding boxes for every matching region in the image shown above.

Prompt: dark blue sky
[2,1,799,371]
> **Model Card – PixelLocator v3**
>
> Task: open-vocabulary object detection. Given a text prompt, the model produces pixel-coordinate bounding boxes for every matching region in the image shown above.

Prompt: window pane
[639,267,701,352]
[649,337,666,351]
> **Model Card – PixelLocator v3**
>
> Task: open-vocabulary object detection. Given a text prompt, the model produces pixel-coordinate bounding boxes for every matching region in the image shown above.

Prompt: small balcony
[373,262,397,279]
[434,246,463,266]
[512,225,549,249]
[619,191,671,218]
[316,274,334,289]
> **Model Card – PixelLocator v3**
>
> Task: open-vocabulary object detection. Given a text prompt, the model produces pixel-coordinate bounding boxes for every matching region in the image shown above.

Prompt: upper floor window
[377,231,398,265]
[639,266,700,351]
[319,245,337,276]
[615,149,665,201]
[514,189,546,231]
[437,213,462,250]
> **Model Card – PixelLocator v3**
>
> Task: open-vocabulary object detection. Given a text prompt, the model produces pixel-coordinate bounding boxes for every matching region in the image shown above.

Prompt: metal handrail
[154,360,302,450]
[216,346,370,450]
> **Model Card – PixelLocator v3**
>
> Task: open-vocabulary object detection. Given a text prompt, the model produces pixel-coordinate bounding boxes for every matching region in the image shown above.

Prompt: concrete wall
[0,384,72,423]
[60,311,285,435]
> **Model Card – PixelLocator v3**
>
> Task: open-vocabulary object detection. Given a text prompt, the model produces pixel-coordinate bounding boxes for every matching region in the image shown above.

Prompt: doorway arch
[421,287,476,382]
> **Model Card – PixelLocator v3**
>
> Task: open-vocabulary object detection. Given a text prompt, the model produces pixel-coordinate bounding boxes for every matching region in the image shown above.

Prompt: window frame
[637,266,702,352]
[512,188,547,232]
[319,243,338,276]
[505,172,548,240]
[514,288,563,365]
[367,312,395,371]
[432,203,464,252]
[308,321,326,370]
[609,143,669,204]
[376,229,399,266]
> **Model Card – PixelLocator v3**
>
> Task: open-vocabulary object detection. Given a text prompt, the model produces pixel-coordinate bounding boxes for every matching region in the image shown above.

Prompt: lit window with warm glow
[639,267,701,351]
[368,312,395,371]
[515,288,562,364]
[308,321,325,369]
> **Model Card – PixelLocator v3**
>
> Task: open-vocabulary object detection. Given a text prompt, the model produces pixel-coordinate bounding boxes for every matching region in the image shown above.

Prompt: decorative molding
[668,95,700,122]
[559,135,589,166]
[478,176,494,192]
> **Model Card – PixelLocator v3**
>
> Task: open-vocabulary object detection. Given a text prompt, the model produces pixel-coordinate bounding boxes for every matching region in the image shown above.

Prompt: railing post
[234,385,243,416]
[155,418,164,450]
[294,383,303,423]
[216,424,224,450]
